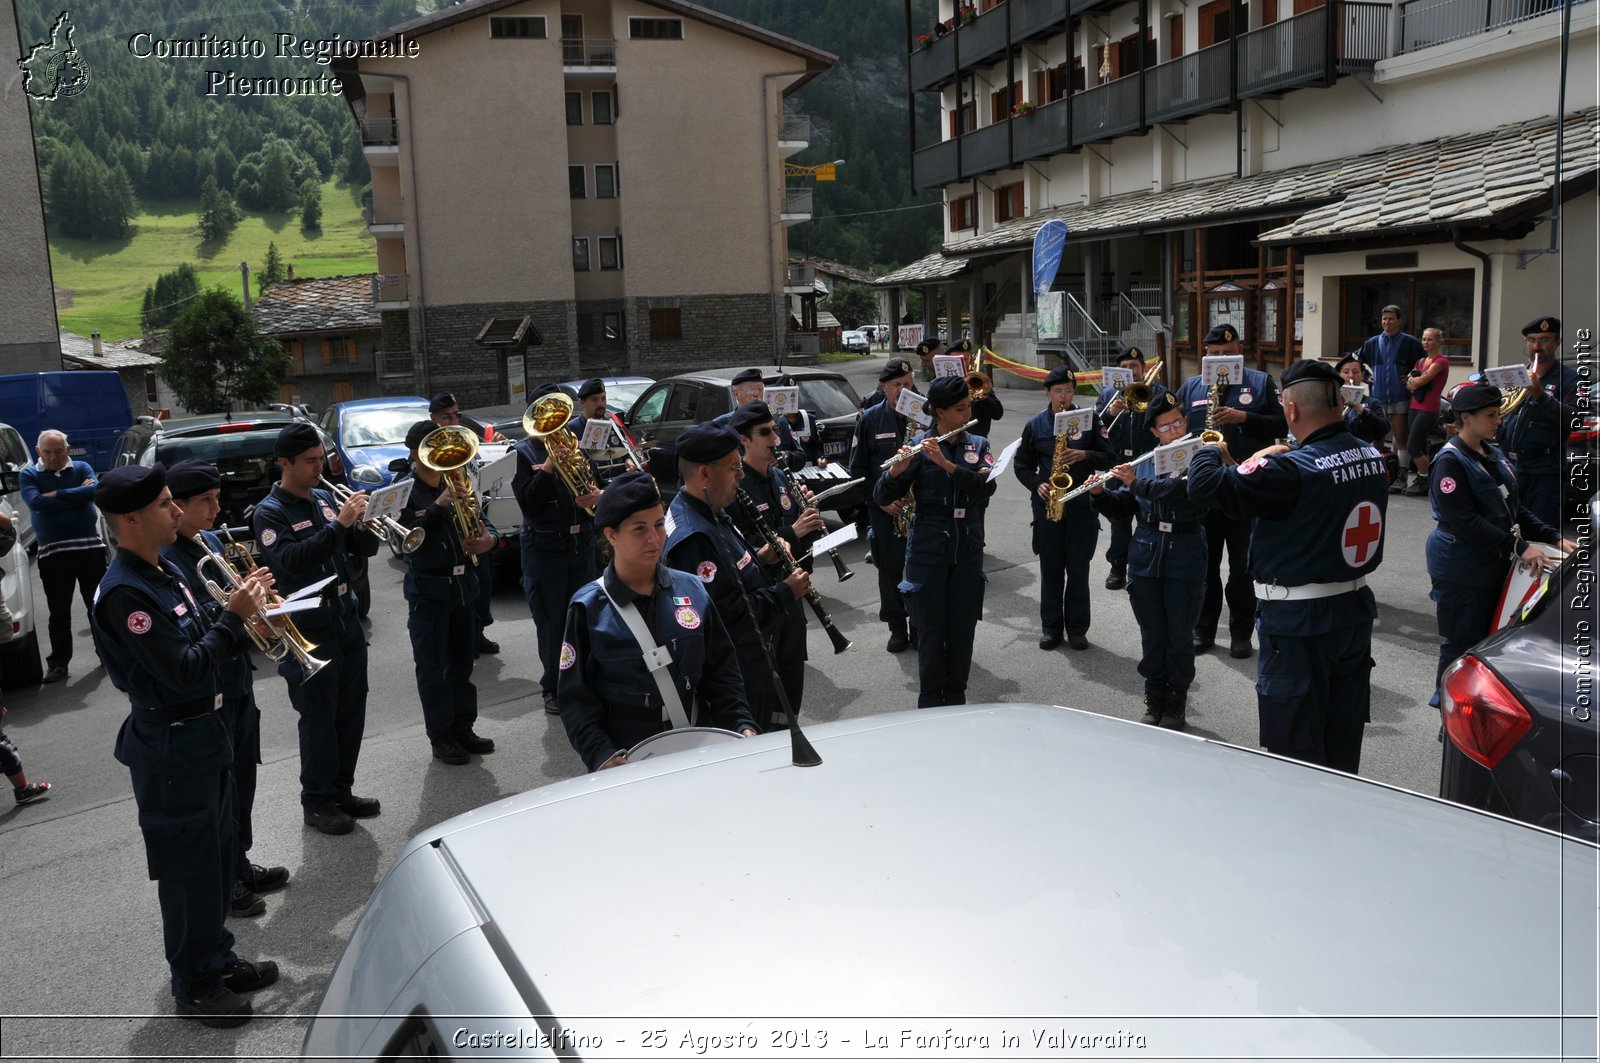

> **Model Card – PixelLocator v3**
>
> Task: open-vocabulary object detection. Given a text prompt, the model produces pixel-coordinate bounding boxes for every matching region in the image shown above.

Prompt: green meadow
[50,177,378,342]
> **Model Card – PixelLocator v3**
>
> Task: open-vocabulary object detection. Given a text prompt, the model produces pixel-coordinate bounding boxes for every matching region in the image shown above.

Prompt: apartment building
[3,0,63,371]
[335,0,833,406]
[882,0,1597,382]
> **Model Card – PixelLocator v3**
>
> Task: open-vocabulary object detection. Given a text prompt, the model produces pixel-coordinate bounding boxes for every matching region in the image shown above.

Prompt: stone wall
[627,291,782,376]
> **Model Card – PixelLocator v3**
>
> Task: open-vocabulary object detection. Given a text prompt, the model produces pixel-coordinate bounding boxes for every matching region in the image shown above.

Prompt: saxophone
[1200,364,1230,445]
[894,488,915,539]
[1044,430,1074,522]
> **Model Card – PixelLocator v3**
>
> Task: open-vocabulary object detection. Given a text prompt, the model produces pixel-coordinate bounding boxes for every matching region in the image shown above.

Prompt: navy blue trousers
[902,561,985,708]
[1127,575,1205,698]
[867,506,908,627]
[1516,469,1560,532]
[407,599,479,739]
[219,687,260,880]
[280,618,367,812]
[474,551,495,636]
[1200,510,1256,642]
[1255,620,1374,773]
[522,543,597,696]
[1430,579,1502,695]
[1032,504,1098,638]
[1105,514,1133,566]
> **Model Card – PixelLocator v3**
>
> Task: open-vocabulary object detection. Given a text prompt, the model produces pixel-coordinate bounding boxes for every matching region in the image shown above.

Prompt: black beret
[915,337,945,356]
[1119,346,1145,363]
[1450,382,1502,414]
[1202,324,1239,346]
[1334,352,1365,374]
[405,419,434,452]
[577,377,605,400]
[1280,359,1342,388]
[166,459,221,499]
[730,401,774,436]
[926,375,967,410]
[429,392,458,413]
[676,422,742,464]
[730,368,764,386]
[948,339,973,353]
[1043,366,1075,390]
[531,382,577,402]
[594,471,662,530]
[273,422,323,458]
[880,357,915,382]
[1522,316,1561,336]
[1146,392,1183,418]
[96,463,166,515]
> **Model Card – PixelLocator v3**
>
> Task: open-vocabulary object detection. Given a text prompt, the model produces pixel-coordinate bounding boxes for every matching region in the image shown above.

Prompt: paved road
[0,355,1450,1060]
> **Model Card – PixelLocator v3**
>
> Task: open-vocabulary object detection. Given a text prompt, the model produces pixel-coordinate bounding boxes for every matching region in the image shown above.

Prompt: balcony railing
[372,274,409,305]
[784,188,814,216]
[359,118,398,147]
[1398,0,1557,52]
[1014,0,1070,38]
[909,30,957,90]
[363,197,404,226]
[780,114,811,144]
[1072,75,1141,144]
[294,350,376,377]
[1012,97,1071,160]
[960,120,1012,178]
[786,263,817,289]
[912,137,960,189]
[1144,41,1231,123]
[561,36,616,65]
[1341,1,1392,69]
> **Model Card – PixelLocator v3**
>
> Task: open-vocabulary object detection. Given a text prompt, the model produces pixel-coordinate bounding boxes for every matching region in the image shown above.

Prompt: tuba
[417,425,485,565]
[195,532,328,681]
[1044,430,1075,522]
[523,391,601,515]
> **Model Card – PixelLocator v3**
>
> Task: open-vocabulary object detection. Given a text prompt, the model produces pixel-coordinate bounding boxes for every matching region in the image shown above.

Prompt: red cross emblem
[1341,501,1383,568]
[126,611,152,635]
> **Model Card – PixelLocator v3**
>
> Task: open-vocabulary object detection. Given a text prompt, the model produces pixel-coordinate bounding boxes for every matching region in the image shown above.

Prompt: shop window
[1340,270,1474,358]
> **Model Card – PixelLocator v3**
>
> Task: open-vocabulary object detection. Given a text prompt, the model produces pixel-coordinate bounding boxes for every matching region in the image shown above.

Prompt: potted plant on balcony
[916,31,932,47]
[1012,100,1036,117]
[959,4,978,25]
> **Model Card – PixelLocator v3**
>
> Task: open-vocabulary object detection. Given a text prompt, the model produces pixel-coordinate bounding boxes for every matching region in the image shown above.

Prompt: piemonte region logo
[19,11,91,101]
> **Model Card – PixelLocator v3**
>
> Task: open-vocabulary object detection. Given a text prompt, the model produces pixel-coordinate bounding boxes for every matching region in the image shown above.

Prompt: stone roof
[251,275,382,336]
[876,250,974,286]
[58,330,163,369]
[797,257,877,285]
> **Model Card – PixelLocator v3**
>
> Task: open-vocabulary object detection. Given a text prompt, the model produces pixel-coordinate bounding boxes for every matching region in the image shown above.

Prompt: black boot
[886,621,910,654]
[1158,689,1187,731]
[1139,693,1163,726]
[1105,562,1127,591]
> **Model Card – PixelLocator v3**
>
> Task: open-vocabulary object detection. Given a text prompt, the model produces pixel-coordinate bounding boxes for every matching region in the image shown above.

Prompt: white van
[0,493,42,690]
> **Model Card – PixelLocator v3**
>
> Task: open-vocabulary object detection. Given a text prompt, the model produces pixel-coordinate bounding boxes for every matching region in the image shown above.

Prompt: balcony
[1012,97,1071,159]
[785,262,817,294]
[372,273,409,309]
[909,30,958,91]
[359,118,398,146]
[961,120,1014,178]
[1399,0,1561,52]
[912,137,960,190]
[562,36,616,70]
[782,187,813,222]
[1238,2,1389,96]
[363,196,405,229]
[1144,41,1231,124]
[779,114,811,157]
[1014,0,1070,39]
[1072,75,1141,144]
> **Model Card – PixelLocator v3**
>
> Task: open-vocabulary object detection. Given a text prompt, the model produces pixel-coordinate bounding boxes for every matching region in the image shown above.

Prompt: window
[629,17,683,39]
[286,338,304,373]
[948,101,976,137]
[650,307,682,341]
[667,385,702,422]
[592,91,613,124]
[565,91,583,125]
[991,81,1021,123]
[573,237,590,271]
[994,182,1023,223]
[603,311,624,342]
[949,194,976,231]
[1339,270,1474,358]
[631,384,671,426]
[595,164,617,198]
[598,235,622,270]
[1033,63,1068,104]
[569,165,586,198]
[332,381,354,403]
[489,16,546,38]
[144,370,159,404]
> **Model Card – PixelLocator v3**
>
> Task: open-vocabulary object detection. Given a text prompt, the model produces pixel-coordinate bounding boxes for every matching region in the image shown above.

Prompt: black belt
[411,564,467,576]
[1139,519,1202,534]
[131,697,219,725]
[1510,446,1555,460]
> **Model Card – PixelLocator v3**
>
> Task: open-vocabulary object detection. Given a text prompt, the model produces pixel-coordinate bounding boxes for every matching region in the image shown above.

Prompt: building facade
[336,0,833,407]
[883,0,1597,385]
[251,275,385,410]
[3,0,64,372]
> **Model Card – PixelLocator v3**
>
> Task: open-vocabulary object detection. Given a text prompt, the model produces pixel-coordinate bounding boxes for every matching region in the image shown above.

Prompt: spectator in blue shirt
[19,430,107,684]
[1356,305,1424,471]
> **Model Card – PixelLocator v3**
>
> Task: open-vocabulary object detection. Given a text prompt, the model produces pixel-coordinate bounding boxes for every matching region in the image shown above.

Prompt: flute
[1059,435,1193,503]
[879,419,978,471]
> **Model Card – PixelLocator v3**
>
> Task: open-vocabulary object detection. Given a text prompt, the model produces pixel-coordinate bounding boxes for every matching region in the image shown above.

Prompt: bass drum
[625,727,743,763]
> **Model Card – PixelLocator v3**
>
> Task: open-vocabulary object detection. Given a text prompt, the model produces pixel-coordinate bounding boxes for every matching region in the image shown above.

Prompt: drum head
[625,727,743,762]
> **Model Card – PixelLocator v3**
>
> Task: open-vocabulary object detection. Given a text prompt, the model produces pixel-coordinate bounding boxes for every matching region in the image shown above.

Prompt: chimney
[91,331,103,357]
[287,265,295,280]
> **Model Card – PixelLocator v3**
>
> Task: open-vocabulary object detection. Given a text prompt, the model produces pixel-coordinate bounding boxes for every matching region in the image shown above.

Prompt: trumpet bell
[966,371,992,401]
[1499,387,1530,416]
[524,392,576,438]
[418,426,479,473]
[1124,382,1153,412]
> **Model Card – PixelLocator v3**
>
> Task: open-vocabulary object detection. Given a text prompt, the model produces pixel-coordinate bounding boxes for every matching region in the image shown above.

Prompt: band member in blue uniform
[1425,383,1572,702]
[251,423,382,836]
[848,357,918,652]
[161,460,289,919]
[1174,324,1286,659]
[577,377,635,482]
[732,401,821,722]
[1499,316,1583,529]
[875,375,997,707]
[949,339,1004,439]
[1095,347,1165,590]
[1015,367,1113,650]
[712,368,805,466]
[665,422,809,731]
[396,421,498,765]
[513,383,603,715]
[427,392,498,656]
[1336,353,1391,446]
[91,464,279,1027]
[1186,359,1388,773]
[559,472,757,771]
[1089,393,1209,729]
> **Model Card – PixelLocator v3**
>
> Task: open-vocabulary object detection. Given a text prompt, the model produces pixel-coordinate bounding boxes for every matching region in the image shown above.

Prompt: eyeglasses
[1153,421,1186,434]
[437,411,461,421]
[753,426,776,437]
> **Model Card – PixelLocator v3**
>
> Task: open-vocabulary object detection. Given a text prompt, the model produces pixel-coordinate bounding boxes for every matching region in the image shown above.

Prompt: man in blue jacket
[1356,305,1423,471]
[20,429,106,683]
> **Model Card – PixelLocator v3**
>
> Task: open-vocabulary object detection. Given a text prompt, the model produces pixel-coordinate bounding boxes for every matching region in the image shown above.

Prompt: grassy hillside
[51,178,377,342]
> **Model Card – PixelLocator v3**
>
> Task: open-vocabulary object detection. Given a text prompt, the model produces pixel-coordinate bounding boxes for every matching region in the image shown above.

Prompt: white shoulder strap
[598,579,691,730]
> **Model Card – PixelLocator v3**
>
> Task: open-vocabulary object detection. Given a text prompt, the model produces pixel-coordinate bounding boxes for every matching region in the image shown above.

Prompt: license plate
[823,441,846,456]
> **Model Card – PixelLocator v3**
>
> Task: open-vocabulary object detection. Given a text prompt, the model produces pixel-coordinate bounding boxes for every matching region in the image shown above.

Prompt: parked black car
[1437,505,1598,842]
[105,410,372,616]
[623,367,864,511]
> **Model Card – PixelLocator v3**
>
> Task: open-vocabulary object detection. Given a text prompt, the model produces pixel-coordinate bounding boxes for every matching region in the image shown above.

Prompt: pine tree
[300,184,322,231]
[256,242,286,295]
[198,175,237,242]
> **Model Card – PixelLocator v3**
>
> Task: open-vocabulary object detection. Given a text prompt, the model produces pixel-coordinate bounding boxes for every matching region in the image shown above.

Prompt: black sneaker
[1038,633,1063,650]
[476,636,500,655]
[176,985,251,1028]
[431,736,470,765]
[1104,564,1127,590]
[223,959,279,993]
[229,882,266,918]
[13,781,51,805]
[1229,638,1254,659]
[41,665,68,684]
[1192,631,1216,653]
[454,730,495,755]
[303,807,355,835]
[338,795,382,818]
[1067,633,1089,651]
[239,863,290,894]
[886,626,910,653]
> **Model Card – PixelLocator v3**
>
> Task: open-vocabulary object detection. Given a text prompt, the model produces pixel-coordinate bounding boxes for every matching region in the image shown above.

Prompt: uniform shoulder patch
[1238,457,1264,475]
[126,610,152,635]
[558,642,576,671]
[1439,476,1456,494]
[259,528,278,546]
[696,560,717,583]
[675,605,702,630]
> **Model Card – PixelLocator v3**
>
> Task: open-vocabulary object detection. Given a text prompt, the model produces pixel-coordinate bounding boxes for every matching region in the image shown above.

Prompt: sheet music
[578,418,613,452]
[264,597,321,616]
[765,386,800,417]
[987,438,1021,483]
[1101,366,1134,391]
[895,388,932,426]
[363,479,414,525]
[1200,355,1245,388]
[1054,408,1092,438]
[932,355,966,379]
[1483,364,1532,391]
[809,523,858,556]
[1152,436,1202,478]
[283,574,337,602]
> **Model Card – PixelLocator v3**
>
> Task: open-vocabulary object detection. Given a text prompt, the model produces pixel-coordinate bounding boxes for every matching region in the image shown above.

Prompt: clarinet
[735,487,852,655]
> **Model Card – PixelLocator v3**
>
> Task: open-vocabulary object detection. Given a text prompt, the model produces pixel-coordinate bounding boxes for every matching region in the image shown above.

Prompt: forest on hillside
[24,0,941,273]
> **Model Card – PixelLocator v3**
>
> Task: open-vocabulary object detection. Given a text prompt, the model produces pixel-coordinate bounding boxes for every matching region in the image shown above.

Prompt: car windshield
[155,431,282,466]
[343,407,428,448]
[798,378,861,418]
[608,380,650,412]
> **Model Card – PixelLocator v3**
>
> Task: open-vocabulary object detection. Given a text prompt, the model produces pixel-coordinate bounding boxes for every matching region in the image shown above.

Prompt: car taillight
[212,423,255,433]
[1440,655,1533,769]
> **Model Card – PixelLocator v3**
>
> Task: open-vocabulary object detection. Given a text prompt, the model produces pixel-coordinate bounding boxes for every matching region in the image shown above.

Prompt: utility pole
[239,261,251,310]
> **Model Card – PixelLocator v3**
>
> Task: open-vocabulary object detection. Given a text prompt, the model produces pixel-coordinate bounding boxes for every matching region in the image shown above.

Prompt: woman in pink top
[1400,326,1452,496]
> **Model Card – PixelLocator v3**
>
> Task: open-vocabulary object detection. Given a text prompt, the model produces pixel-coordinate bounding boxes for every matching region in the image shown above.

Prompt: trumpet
[879,420,979,470]
[320,477,425,554]
[417,426,486,565]
[194,532,328,681]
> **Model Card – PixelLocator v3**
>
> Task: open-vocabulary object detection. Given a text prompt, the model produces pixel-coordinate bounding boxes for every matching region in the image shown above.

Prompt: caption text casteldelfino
[125,32,420,96]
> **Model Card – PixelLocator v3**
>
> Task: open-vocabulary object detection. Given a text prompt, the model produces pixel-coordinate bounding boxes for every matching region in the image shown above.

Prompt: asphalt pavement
[0,353,1450,1060]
